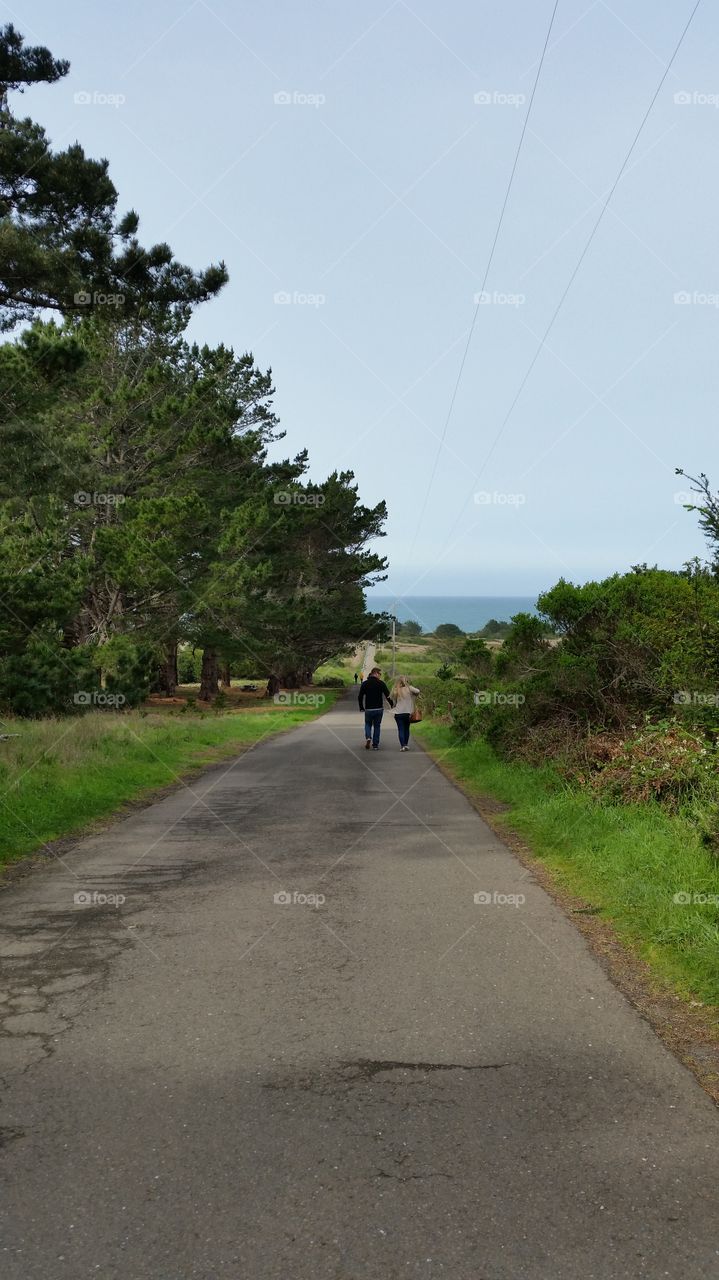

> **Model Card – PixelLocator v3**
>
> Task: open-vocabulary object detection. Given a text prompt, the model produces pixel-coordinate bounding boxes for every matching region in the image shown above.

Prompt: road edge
[0,700,338,892]
[414,731,719,1107]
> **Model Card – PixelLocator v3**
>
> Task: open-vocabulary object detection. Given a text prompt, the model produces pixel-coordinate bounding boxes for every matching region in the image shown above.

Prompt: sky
[18,0,719,597]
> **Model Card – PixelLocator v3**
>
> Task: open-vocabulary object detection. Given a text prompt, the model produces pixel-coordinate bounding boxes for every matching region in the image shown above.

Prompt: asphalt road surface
[1,693,718,1279]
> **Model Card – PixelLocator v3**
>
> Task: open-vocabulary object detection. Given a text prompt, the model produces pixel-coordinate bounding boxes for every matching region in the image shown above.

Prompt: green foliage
[419,677,465,719]
[436,661,456,681]
[0,26,227,330]
[0,24,389,716]
[581,718,716,810]
[216,469,388,684]
[501,611,549,659]
[0,628,96,717]
[178,646,202,684]
[675,469,719,575]
[478,618,512,637]
[434,622,464,639]
[96,635,155,709]
[0,23,68,100]
[458,634,492,676]
[439,568,719,824]
[398,619,423,637]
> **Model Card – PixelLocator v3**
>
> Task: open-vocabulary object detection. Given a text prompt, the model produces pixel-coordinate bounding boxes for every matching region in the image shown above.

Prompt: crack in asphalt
[342,1058,513,1080]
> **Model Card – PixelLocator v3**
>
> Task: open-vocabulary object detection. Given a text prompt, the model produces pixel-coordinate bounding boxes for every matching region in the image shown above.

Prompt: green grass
[0,695,338,869]
[313,641,452,688]
[374,646,448,683]
[415,722,719,1007]
[314,656,354,683]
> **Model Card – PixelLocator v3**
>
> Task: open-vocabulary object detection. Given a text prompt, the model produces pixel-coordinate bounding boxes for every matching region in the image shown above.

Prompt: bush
[97,635,155,709]
[0,628,97,717]
[317,675,345,688]
[478,618,512,638]
[177,645,202,683]
[420,677,466,722]
[578,718,716,809]
[458,635,492,677]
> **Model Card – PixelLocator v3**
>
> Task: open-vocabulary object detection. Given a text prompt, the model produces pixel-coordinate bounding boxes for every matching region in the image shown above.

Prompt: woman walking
[390,675,420,751]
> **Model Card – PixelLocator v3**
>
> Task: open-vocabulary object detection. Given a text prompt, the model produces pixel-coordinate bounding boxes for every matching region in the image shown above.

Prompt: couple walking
[358,667,420,751]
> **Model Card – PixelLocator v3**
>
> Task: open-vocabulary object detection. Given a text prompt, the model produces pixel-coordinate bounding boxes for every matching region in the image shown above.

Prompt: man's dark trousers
[364,708,383,747]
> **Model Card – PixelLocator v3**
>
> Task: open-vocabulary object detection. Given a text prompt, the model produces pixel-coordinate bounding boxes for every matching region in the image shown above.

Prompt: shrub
[578,718,716,809]
[0,628,97,717]
[421,677,467,723]
[177,645,202,683]
[96,635,155,708]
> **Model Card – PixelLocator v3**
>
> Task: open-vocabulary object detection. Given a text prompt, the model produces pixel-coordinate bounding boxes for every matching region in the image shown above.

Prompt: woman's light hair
[390,674,411,701]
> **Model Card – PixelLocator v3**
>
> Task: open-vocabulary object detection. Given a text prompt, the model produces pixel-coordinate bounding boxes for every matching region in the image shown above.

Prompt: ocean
[365,595,538,634]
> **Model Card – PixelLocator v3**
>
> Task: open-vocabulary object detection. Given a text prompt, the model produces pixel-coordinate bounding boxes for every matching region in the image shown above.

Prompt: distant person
[358,666,393,750]
[390,675,420,751]
[354,671,358,684]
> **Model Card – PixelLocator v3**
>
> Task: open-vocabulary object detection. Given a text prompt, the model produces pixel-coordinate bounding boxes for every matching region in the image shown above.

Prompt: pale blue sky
[19,0,718,595]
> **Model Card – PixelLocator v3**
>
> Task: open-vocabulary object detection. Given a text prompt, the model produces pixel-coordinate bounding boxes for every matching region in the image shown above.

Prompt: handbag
[410,704,422,723]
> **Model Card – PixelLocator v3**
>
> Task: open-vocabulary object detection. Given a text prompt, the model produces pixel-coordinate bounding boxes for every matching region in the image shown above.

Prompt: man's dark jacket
[358,675,393,711]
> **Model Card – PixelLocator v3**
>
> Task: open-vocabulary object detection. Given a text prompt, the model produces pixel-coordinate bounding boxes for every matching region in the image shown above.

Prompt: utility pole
[391,616,396,678]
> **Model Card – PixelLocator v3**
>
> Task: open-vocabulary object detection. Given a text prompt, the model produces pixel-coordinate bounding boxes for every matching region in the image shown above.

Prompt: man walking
[358,666,393,750]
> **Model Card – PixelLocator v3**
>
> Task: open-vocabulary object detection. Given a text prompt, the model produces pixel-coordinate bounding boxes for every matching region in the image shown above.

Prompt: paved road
[361,639,376,680]
[1,693,718,1279]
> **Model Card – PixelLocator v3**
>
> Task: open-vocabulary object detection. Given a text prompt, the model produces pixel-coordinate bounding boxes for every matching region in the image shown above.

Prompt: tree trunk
[220,661,232,689]
[265,674,281,698]
[157,642,178,696]
[199,647,219,702]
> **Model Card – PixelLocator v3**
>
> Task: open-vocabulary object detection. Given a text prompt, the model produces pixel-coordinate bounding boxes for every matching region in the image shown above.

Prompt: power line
[406,0,561,562]
[438,0,703,553]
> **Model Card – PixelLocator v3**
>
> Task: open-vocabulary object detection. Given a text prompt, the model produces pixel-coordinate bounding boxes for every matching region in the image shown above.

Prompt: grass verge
[415,722,719,1008]
[0,694,338,870]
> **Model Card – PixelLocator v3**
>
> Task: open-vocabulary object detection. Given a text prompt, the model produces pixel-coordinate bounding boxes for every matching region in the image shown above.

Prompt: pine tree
[0,25,227,329]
